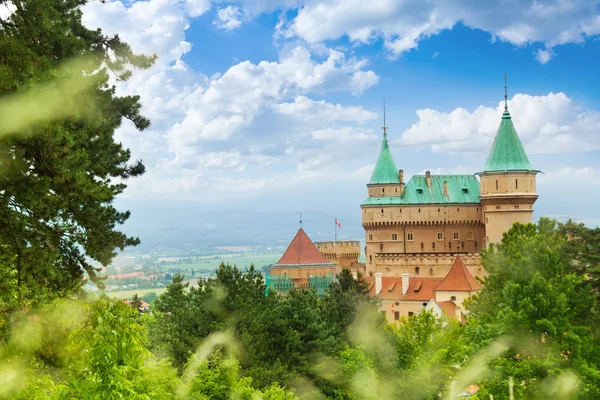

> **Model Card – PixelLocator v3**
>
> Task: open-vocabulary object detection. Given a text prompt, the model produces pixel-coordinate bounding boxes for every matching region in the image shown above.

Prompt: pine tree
[0,0,155,302]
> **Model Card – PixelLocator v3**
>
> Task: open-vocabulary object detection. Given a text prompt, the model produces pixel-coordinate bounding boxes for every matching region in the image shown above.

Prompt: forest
[1,1,600,399]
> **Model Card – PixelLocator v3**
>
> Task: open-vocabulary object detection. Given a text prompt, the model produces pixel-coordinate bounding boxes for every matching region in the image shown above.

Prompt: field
[158,253,282,272]
[104,288,167,299]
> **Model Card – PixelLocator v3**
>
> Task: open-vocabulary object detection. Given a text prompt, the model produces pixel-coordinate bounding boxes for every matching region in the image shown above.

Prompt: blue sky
[78,0,600,245]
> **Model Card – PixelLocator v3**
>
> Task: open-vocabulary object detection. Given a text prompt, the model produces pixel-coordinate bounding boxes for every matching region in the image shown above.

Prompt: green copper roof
[369,134,400,185]
[363,175,481,205]
[482,111,533,173]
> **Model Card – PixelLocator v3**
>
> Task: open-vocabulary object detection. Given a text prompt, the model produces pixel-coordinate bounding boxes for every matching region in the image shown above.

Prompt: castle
[268,82,539,321]
[362,91,539,281]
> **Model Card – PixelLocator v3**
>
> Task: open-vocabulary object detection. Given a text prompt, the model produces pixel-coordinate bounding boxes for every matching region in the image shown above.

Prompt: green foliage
[130,293,143,314]
[0,0,155,303]
[1,298,179,399]
[466,219,600,399]
[140,291,159,305]
[0,245,18,335]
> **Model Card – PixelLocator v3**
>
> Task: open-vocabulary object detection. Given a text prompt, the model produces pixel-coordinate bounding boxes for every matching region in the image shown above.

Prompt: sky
[75,0,600,246]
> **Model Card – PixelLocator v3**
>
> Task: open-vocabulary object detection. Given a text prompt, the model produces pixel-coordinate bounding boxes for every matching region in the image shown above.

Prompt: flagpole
[334,218,337,245]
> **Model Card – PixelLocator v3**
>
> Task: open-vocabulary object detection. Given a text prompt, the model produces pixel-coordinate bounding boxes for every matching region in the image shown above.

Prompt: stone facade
[314,241,365,275]
[361,100,539,281]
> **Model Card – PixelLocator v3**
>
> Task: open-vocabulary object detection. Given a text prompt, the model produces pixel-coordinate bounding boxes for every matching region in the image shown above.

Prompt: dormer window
[416,188,423,194]
[462,187,468,193]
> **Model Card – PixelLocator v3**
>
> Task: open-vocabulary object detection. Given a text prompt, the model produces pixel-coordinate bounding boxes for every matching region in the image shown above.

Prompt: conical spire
[482,74,533,173]
[274,228,332,266]
[369,102,400,184]
[435,256,482,292]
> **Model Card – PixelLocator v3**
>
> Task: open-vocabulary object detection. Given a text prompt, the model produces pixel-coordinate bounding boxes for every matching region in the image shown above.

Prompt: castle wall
[369,252,485,280]
[435,290,472,306]
[480,171,538,245]
[380,299,427,321]
[314,241,361,269]
[361,204,486,271]
[268,265,337,279]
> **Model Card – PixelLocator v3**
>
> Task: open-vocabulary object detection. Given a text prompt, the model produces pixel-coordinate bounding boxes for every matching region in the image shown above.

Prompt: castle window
[451,296,457,301]
[515,205,520,209]
[437,232,443,241]
[395,188,397,193]
[467,232,473,240]
[422,302,428,307]
[457,208,460,212]
[382,188,385,194]
[496,180,499,190]
[438,208,440,212]
[392,233,398,241]
[381,209,384,213]
[415,267,420,275]
[407,233,414,241]
[496,205,501,210]
[515,179,518,189]
[453,232,459,240]
[394,311,400,321]
[408,312,414,317]
[369,255,372,262]
[369,234,373,241]
[418,208,421,213]
[399,209,402,213]
[477,208,479,212]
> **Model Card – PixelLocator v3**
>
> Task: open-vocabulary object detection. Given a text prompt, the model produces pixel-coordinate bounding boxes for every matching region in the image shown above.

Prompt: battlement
[314,241,361,268]
[314,241,361,252]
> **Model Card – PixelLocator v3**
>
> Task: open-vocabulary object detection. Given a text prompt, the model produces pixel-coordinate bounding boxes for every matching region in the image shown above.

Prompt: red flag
[335,218,341,228]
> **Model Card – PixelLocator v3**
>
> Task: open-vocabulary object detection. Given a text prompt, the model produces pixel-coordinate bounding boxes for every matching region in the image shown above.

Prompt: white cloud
[212,177,272,191]
[535,48,554,64]
[214,6,243,30]
[350,164,375,182]
[276,96,378,124]
[270,0,600,62]
[82,0,196,65]
[400,92,600,156]
[538,166,600,184]
[311,127,375,141]
[167,46,378,154]
[185,0,211,17]
[82,0,381,199]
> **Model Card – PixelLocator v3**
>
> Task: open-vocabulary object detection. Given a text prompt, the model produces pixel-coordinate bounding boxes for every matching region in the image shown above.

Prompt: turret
[478,74,540,247]
[366,105,404,198]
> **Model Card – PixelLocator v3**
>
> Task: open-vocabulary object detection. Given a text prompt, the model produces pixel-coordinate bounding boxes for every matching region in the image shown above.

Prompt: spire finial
[382,98,388,138]
[504,72,508,112]
[299,213,302,228]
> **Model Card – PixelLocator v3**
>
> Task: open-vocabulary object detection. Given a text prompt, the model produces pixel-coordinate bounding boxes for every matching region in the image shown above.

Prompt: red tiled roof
[435,256,482,292]
[124,299,150,308]
[437,300,458,318]
[365,276,443,301]
[274,228,333,266]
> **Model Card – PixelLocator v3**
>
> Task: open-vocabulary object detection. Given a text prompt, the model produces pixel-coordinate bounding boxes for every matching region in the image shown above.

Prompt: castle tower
[478,75,539,247]
[366,106,404,199]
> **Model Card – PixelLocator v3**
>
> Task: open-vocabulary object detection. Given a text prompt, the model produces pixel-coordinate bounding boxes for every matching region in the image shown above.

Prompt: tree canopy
[0,0,154,303]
